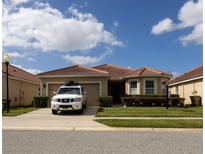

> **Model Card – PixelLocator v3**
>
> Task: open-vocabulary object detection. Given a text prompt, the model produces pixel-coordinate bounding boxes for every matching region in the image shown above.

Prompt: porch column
[138,78,143,94]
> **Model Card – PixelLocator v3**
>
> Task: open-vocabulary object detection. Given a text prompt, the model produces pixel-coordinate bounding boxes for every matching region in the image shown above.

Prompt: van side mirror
[53,91,56,95]
[83,91,86,95]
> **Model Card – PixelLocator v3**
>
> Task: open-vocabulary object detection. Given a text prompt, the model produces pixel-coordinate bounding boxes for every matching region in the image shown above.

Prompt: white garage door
[48,83,100,106]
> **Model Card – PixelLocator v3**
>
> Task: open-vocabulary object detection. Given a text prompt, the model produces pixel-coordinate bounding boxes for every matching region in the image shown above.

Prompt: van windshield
[57,88,80,95]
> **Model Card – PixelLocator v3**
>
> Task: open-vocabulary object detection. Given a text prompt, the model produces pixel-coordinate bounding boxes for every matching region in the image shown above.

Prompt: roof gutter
[37,74,111,78]
[2,73,40,85]
[123,74,172,79]
[169,76,203,86]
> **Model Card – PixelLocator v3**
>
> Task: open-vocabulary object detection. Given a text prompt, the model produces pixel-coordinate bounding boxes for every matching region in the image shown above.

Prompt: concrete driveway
[3,107,108,130]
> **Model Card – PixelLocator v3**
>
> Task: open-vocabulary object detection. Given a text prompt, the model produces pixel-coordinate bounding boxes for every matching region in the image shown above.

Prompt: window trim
[143,78,157,94]
[161,80,167,94]
[130,80,137,95]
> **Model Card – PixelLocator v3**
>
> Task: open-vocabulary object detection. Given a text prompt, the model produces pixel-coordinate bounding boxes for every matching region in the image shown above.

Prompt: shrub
[125,94,166,97]
[2,99,11,112]
[33,96,49,108]
[121,95,185,107]
[170,97,185,107]
[99,96,113,107]
[170,94,179,98]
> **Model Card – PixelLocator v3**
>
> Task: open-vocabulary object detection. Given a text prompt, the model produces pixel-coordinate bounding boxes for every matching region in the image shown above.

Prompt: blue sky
[2,0,203,76]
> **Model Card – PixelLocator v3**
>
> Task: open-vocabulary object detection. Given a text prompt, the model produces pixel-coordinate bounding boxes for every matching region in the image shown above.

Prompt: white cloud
[151,18,177,35]
[151,0,203,45]
[177,0,203,28]
[171,71,179,78]
[6,51,26,58]
[179,23,203,46]
[12,64,42,74]
[3,1,123,52]
[27,57,35,61]
[3,51,35,61]
[11,0,30,5]
[113,21,119,27]
[63,48,112,65]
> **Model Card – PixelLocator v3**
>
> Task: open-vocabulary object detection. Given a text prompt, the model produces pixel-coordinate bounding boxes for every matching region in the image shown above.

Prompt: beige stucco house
[169,66,203,105]
[2,63,40,106]
[37,64,172,106]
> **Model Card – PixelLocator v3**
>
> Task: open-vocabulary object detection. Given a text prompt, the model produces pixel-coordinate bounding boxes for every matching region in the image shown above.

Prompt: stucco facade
[170,78,203,104]
[38,64,172,106]
[40,76,109,106]
[2,75,40,106]
[125,77,169,95]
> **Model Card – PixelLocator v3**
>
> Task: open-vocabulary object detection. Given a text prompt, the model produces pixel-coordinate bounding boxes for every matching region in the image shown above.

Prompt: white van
[51,85,87,114]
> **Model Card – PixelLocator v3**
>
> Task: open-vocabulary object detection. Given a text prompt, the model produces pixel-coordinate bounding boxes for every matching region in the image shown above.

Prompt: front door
[111,85,120,104]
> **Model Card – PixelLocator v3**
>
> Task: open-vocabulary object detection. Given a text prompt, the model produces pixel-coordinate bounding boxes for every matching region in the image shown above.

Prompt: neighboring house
[169,66,203,105]
[37,64,172,106]
[2,63,40,106]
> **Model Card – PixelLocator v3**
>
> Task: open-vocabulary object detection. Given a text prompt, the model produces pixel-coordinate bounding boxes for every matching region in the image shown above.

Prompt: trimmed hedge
[125,94,166,97]
[99,96,113,107]
[121,95,185,107]
[33,96,49,108]
[170,94,179,97]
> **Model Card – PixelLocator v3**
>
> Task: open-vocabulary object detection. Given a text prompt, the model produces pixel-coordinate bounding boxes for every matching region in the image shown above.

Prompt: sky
[2,0,203,77]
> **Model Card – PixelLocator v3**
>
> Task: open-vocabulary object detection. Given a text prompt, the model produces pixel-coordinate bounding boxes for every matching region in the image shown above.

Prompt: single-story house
[2,63,40,106]
[37,64,172,106]
[169,66,203,105]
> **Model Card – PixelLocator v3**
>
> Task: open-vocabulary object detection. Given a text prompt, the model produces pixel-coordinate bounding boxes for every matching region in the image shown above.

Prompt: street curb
[3,127,202,132]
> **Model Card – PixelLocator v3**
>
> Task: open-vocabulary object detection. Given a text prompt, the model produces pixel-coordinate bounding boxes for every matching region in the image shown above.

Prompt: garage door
[81,83,100,106]
[48,83,100,106]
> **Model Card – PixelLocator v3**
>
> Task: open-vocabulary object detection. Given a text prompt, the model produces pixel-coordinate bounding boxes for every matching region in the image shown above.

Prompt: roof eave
[123,74,172,79]
[169,76,203,86]
[37,74,111,78]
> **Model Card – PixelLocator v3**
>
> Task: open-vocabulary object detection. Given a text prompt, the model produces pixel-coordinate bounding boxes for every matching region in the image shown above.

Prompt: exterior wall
[169,78,203,104]
[125,77,169,95]
[2,76,40,106]
[40,76,109,97]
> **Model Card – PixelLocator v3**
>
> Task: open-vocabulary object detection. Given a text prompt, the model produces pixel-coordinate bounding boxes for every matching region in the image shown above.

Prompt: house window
[145,80,155,94]
[161,81,167,94]
[130,81,137,95]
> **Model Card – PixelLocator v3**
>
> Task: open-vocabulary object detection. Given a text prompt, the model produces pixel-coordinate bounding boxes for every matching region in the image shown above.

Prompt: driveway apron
[3,107,108,130]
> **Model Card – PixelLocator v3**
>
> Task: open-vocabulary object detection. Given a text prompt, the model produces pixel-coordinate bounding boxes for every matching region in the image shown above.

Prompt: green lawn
[96,107,203,117]
[2,107,38,116]
[96,119,203,128]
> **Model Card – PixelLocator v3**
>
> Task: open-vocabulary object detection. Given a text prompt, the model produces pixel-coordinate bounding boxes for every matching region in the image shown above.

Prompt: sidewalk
[3,126,202,132]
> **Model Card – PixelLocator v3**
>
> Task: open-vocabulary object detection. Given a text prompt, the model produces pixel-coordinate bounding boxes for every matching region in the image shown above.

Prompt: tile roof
[2,63,40,83]
[37,65,109,76]
[37,64,172,79]
[93,64,134,78]
[169,65,203,85]
[123,66,172,78]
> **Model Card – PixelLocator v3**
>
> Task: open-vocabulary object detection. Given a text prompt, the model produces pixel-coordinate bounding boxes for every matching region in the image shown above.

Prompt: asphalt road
[3,130,202,154]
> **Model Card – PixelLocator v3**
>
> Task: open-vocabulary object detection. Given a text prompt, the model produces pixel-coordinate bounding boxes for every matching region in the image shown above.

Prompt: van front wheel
[78,107,83,114]
[52,109,58,114]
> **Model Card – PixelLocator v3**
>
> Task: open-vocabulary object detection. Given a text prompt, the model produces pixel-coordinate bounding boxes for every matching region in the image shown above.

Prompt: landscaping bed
[2,107,38,116]
[96,107,202,117]
[96,119,202,128]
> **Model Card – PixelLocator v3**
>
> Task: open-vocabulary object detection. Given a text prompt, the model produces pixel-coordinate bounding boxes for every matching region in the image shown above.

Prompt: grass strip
[96,119,203,128]
[2,107,38,116]
[96,107,202,117]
